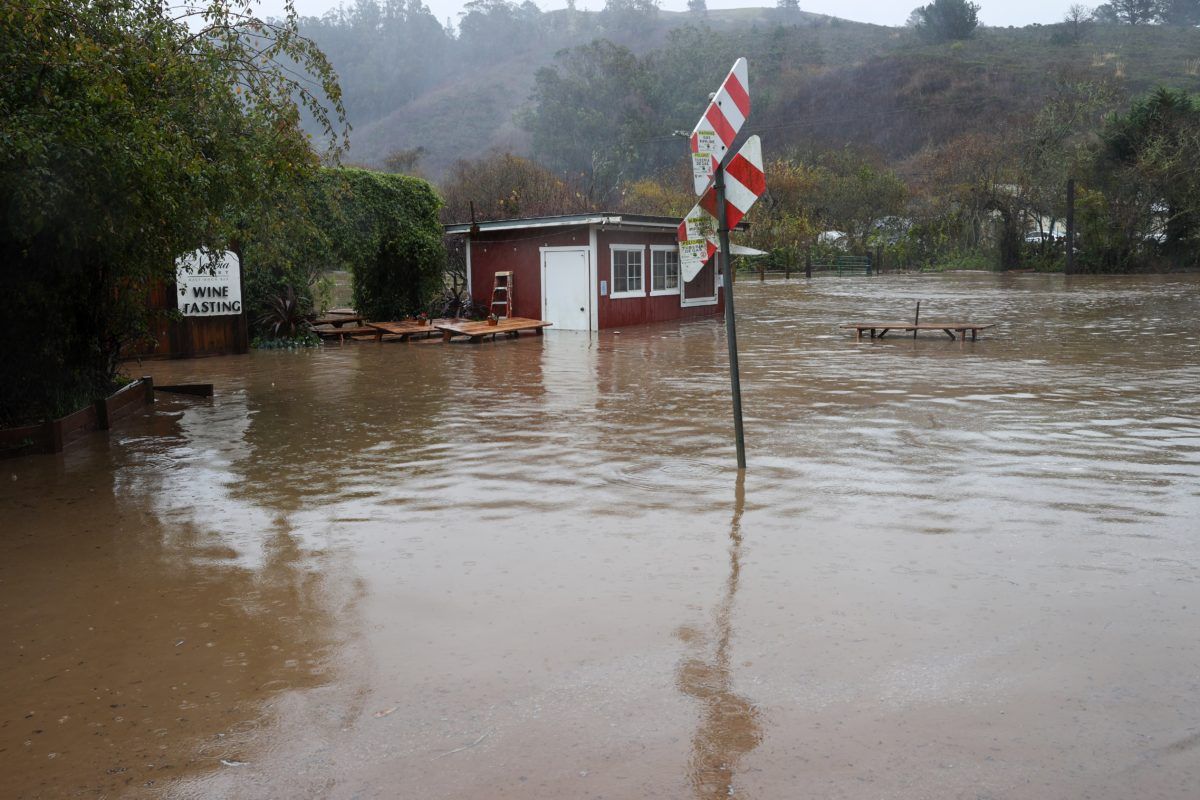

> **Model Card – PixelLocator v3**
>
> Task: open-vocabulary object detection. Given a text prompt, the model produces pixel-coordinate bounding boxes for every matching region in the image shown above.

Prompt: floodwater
[3,273,1199,799]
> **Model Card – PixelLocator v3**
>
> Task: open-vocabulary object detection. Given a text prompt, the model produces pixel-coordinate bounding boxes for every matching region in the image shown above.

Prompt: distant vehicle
[817,230,849,249]
[1024,232,1055,244]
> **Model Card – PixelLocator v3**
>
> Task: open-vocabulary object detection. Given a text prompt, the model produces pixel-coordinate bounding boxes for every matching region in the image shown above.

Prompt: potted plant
[416,311,430,326]
[486,312,499,327]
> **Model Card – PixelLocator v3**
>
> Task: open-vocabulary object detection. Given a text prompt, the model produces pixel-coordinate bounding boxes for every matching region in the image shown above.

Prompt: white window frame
[680,252,720,308]
[649,245,681,297]
[609,245,646,299]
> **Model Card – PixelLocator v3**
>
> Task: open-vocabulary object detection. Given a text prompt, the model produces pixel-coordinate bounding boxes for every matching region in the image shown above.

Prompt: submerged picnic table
[311,312,363,328]
[313,324,378,343]
[843,322,994,341]
[437,317,552,343]
[365,319,447,342]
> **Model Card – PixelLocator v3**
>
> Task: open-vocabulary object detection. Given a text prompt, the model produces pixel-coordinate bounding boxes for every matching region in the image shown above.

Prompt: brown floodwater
[3,273,1199,799]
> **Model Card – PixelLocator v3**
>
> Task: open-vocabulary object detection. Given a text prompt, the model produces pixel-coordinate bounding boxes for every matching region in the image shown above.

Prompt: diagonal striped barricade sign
[677,136,764,281]
[689,58,750,196]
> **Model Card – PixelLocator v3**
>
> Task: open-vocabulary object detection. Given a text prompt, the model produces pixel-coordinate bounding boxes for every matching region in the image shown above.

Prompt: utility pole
[1065,178,1076,276]
[715,160,746,470]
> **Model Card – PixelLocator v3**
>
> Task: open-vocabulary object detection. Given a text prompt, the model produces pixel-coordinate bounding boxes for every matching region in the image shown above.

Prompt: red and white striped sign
[689,58,750,195]
[677,136,765,281]
[698,136,763,231]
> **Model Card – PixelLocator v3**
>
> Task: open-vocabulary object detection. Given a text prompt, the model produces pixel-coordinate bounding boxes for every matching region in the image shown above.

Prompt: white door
[542,249,591,331]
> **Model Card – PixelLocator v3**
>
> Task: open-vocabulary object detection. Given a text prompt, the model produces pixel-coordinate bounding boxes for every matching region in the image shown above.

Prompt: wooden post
[1065,178,1076,276]
[913,300,920,340]
[804,252,812,279]
[759,263,765,282]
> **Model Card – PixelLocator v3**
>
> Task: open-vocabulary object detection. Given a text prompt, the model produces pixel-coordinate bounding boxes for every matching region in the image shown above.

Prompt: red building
[445,214,736,331]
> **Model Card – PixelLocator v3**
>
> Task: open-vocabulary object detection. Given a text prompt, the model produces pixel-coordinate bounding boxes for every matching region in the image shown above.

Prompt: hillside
[302,7,1200,179]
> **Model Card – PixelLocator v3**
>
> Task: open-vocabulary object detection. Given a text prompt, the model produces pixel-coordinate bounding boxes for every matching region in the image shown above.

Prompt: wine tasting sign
[175,250,243,317]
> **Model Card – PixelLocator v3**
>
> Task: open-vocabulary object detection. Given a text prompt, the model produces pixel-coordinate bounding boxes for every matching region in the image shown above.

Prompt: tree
[1160,0,1200,25]
[911,0,981,42]
[1089,88,1200,266]
[688,0,708,13]
[383,147,428,176]
[0,0,345,425]
[1061,4,1094,42]
[524,41,657,204]
[602,0,660,34]
[777,0,801,12]
[1093,0,1160,24]
[334,170,446,320]
[439,152,593,223]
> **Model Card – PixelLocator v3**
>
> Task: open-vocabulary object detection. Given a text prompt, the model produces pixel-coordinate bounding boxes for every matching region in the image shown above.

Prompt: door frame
[539,245,596,332]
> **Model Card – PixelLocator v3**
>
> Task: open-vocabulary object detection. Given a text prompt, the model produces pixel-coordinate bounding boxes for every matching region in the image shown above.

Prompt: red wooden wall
[594,229,722,329]
[469,226,589,320]
[467,224,722,330]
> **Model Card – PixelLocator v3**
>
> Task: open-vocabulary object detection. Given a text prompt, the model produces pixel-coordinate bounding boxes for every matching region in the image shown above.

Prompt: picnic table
[313,324,378,343]
[436,317,552,343]
[365,319,447,342]
[842,322,994,341]
[311,312,363,328]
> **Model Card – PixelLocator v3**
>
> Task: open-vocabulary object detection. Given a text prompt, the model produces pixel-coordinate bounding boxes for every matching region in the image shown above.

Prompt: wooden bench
[436,317,552,343]
[842,322,994,341]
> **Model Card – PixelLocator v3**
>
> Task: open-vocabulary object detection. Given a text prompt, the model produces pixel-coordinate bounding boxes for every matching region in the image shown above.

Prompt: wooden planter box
[0,377,155,459]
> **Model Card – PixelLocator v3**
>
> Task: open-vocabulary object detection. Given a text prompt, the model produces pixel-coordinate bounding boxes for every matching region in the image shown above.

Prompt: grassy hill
[320,9,1200,179]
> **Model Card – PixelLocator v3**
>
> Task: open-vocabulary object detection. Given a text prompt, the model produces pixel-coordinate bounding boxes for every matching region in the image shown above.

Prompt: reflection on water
[0,398,354,797]
[676,473,762,799]
[3,273,1199,798]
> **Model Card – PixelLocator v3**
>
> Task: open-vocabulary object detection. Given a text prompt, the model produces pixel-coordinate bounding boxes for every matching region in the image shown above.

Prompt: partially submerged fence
[810,255,872,276]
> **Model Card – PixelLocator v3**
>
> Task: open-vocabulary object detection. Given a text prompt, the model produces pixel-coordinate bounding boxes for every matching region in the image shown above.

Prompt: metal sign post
[714,159,747,469]
[679,57,759,470]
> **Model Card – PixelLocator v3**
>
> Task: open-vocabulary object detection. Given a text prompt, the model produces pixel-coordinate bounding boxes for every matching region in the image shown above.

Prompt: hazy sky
[265,0,1084,29]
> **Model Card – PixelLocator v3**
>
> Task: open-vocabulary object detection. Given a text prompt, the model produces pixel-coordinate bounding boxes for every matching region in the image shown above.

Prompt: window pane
[628,251,642,291]
[651,251,665,291]
[665,251,679,289]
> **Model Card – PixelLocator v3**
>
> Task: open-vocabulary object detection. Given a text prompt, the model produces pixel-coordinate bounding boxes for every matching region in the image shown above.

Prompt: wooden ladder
[490,271,513,319]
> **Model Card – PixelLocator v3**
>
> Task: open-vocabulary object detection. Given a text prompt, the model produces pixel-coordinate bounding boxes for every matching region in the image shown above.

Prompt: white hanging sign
[175,250,243,317]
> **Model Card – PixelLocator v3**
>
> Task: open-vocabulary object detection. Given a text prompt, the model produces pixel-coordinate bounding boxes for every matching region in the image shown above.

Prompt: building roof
[444,212,748,234]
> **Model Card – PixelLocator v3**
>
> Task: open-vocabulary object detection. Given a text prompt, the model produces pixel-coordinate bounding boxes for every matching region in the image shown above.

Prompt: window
[650,247,680,295]
[610,247,644,298]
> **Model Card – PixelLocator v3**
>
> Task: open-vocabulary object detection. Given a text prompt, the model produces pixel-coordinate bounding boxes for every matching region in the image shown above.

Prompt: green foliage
[0,0,344,427]
[911,0,980,43]
[1081,87,1200,270]
[252,332,321,349]
[257,286,312,340]
[525,41,658,204]
[239,166,446,332]
[1094,1,1160,25]
[1160,0,1200,26]
[322,170,446,321]
[441,152,594,222]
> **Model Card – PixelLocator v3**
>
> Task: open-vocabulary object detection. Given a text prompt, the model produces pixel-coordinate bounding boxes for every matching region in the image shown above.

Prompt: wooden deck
[843,322,994,341]
[436,317,552,343]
